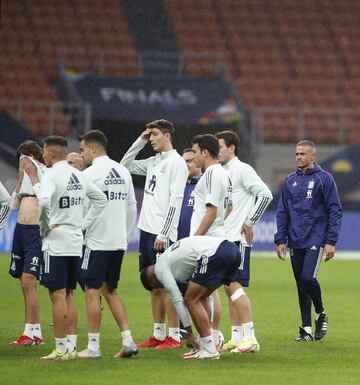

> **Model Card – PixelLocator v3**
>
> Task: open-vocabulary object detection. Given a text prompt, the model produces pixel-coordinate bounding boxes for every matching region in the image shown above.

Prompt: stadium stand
[1,0,71,135]
[1,0,359,144]
[163,0,360,144]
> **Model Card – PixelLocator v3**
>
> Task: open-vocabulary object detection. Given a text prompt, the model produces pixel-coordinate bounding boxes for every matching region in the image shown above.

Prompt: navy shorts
[233,241,252,287]
[9,223,42,279]
[139,230,172,271]
[191,240,241,288]
[40,252,79,291]
[79,247,124,289]
[177,281,188,297]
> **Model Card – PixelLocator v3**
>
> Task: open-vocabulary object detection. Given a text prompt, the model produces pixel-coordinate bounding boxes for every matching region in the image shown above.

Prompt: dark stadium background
[1,0,359,251]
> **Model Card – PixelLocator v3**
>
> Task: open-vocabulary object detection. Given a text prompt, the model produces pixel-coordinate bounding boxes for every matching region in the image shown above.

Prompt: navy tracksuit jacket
[274,164,342,327]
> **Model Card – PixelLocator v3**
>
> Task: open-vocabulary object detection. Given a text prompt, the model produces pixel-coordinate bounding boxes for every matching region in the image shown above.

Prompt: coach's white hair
[296,140,316,154]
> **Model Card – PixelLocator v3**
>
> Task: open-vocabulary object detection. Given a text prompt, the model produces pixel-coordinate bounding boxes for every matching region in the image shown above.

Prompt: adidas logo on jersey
[67,173,83,191]
[104,168,125,185]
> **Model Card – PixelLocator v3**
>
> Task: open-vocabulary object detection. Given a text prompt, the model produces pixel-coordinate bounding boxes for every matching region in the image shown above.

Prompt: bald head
[67,152,85,171]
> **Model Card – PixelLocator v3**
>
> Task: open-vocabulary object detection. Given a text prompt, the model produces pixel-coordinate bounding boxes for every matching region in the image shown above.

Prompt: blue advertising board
[1,208,359,253]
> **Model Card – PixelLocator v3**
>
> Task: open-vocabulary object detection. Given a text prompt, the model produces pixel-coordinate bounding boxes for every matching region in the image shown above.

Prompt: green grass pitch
[0,252,359,385]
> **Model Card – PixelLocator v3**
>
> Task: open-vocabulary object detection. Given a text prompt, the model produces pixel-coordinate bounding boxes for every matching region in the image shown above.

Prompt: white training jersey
[0,181,11,230]
[155,236,226,328]
[9,156,46,210]
[223,157,273,245]
[37,160,107,256]
[121,137,188,242]
[83,155,137,251]
[190,164,231,237]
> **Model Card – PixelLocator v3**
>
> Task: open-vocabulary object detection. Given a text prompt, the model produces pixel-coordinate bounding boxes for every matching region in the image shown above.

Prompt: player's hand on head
[323,244,335,262]
[140,127,153,141]
[18,157,26,177]
[277,244,287,261]
[22,157,37,177]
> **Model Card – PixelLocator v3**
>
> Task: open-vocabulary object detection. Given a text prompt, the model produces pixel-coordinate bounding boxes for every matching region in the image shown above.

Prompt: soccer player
[275,140,342,341]
[8,141,46,346]
[78,130,138,359]
[177,148,201,241]
[66,152,85,171]
[0,181,11,231]
[190,134,231,348]
[121,119,188,349]
[190,134,231,238]
[140,236,242,360]
[177,148,201,339]
[216,130,272,351]
[24,136,107,360]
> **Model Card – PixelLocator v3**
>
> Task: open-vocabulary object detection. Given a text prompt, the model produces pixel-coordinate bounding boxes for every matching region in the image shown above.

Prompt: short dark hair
[78,130,108,150]
[140,267,153,291]
[215,130,240,156]
[146,119,174,140]
[191,134,219,158]
[44,135,68,148]
[182,147,195,155]
[296,140,316,154]
[16,140,43,161]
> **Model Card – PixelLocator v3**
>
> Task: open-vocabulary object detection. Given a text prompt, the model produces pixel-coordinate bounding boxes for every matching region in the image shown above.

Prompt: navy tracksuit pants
[290,246,324,327]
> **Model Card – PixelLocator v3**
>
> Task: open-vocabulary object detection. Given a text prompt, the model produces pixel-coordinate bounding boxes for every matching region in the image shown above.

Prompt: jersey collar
[92,155,109,165]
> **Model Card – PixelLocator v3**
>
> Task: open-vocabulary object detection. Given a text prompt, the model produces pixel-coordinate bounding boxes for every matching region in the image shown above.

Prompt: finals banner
[67,75,242,125]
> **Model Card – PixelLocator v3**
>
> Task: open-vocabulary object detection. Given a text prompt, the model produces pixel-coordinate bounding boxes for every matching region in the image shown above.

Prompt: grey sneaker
[78,348,102,358]
[114,343,139,358]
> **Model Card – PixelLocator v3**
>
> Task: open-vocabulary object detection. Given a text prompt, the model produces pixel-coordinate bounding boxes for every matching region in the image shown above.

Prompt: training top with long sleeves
[121,137,188,242]
[274,163,342,249]
[190,164,231,237]
[83,155,137,251]
[224,157,273,245]
[36,160,107,256]
[0,182,11,230]
[155,236,226,328]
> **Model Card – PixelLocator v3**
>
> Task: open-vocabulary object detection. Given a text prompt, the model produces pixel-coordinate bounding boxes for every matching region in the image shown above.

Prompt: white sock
[23,323,33,338]
[242,322,256,341]
[198,335,217,354]
[153,323,166,341]
[168,327,180,342]
[212,329,221,345]
[88,332,100,351]
[121,330,134,347]
[67,335,77,352]
[32,324,42,339]
[304,326,312,335]
[231,325,243,343]
[55,337,67,354]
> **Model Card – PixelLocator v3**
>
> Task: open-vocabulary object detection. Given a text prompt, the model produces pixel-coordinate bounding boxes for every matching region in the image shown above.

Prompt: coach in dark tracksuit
[275,140,342,342]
